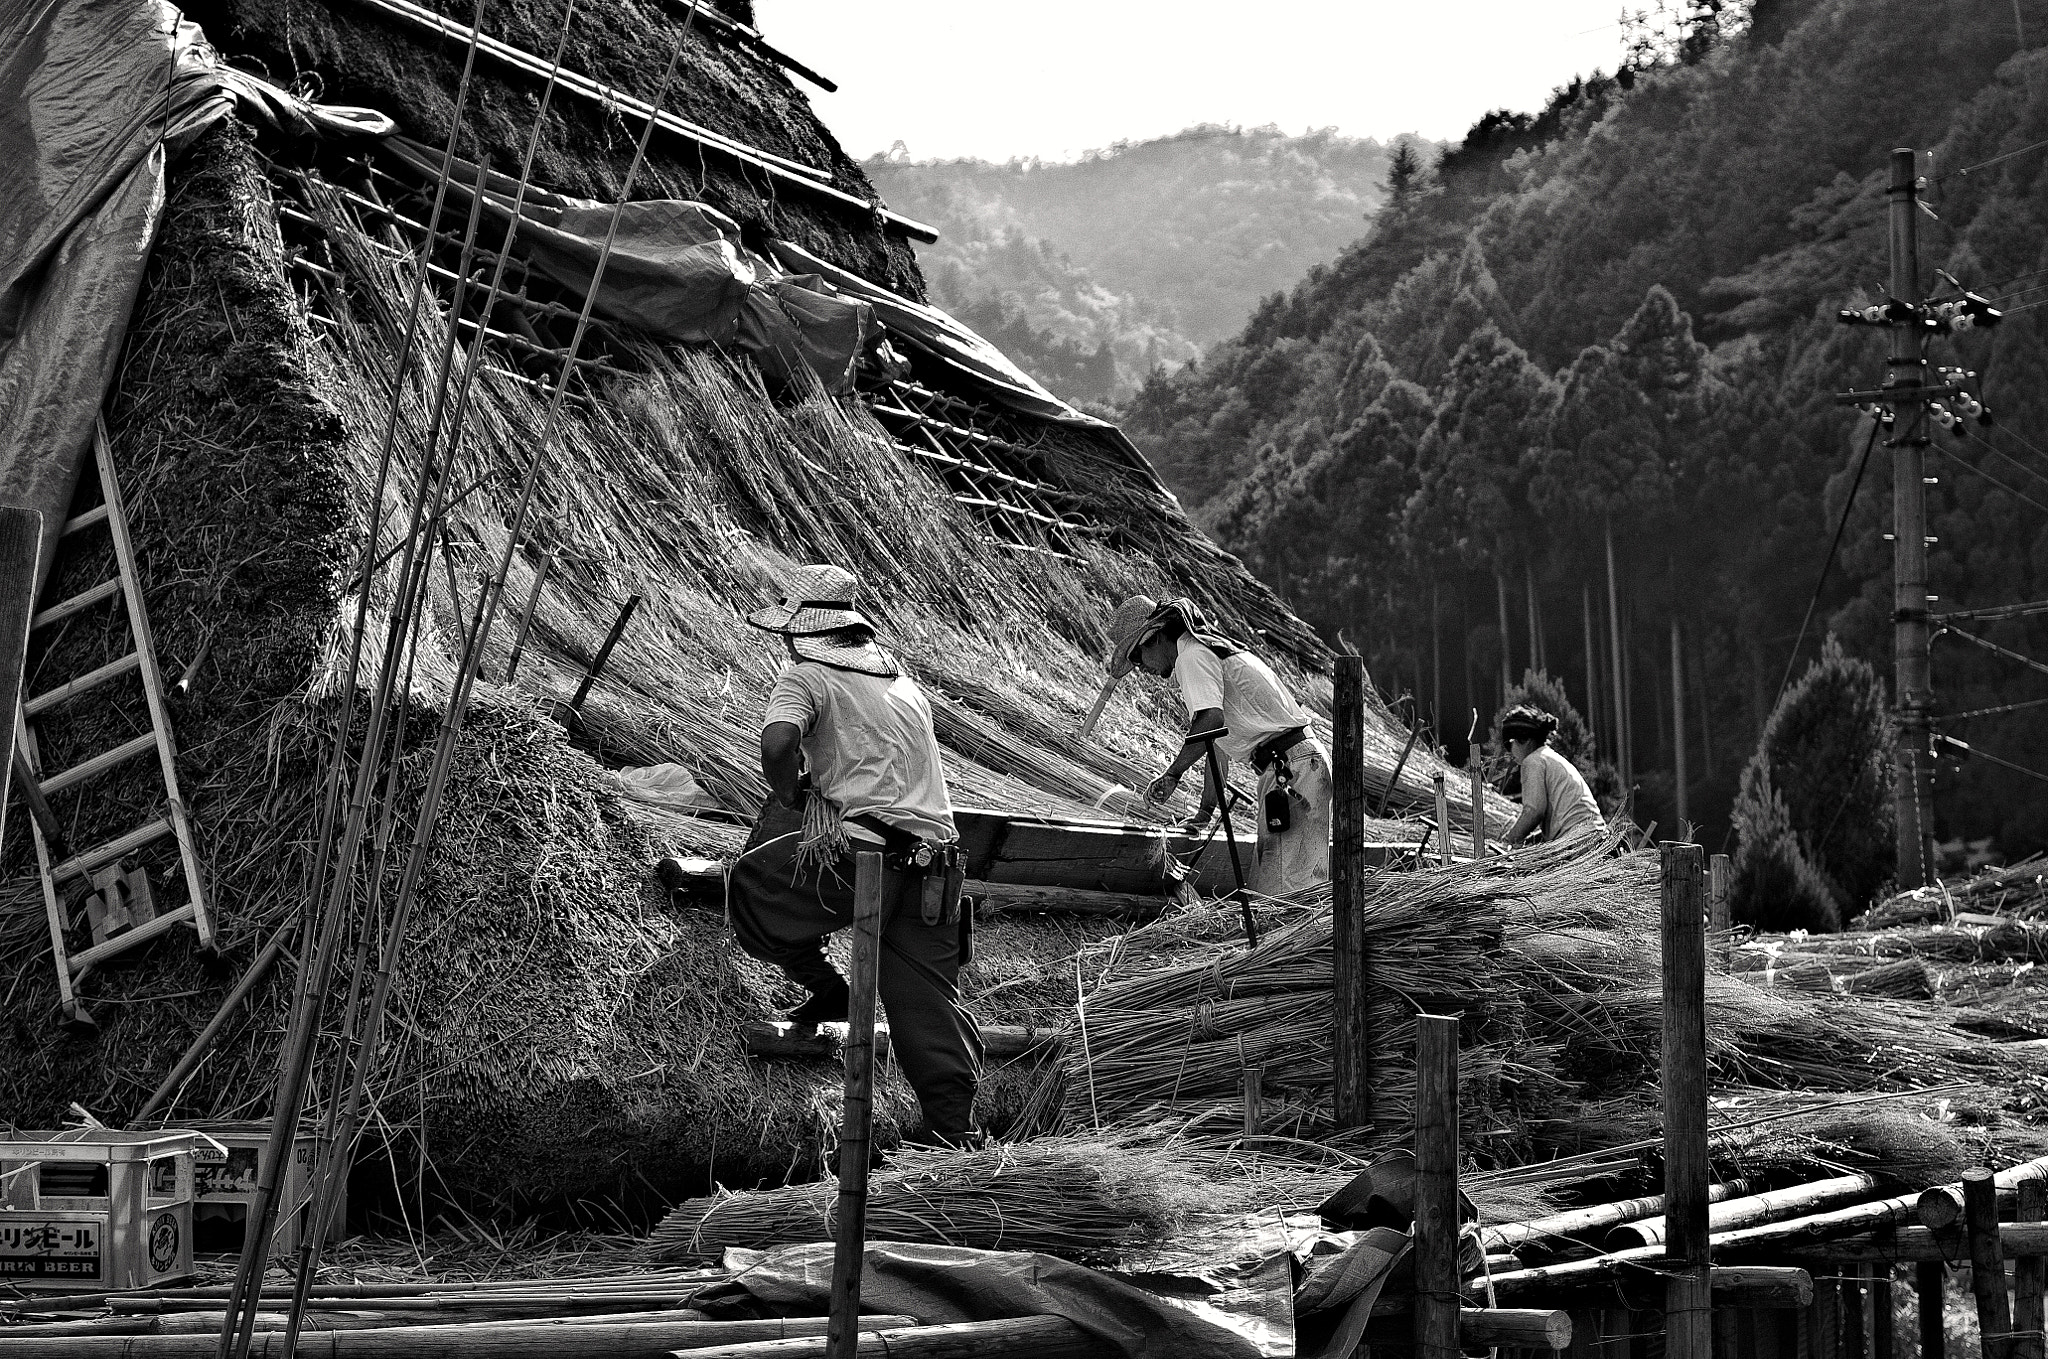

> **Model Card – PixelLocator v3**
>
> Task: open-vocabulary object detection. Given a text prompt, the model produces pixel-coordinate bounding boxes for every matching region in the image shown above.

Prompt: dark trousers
[726,798,982,1136]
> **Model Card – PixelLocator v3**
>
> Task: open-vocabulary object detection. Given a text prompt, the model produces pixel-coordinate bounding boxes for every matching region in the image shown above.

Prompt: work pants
[1252,736,1332,898]
[726,797,982,1137]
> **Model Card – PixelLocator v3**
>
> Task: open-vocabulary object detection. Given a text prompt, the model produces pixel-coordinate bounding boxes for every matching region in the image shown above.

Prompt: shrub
[1732,636,1896,922]
[1730,765,1844,932]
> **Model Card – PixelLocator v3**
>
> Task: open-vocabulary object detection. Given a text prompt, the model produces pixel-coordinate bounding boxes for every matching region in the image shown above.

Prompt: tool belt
[1249,726,1308,772]
[848,813,972,962]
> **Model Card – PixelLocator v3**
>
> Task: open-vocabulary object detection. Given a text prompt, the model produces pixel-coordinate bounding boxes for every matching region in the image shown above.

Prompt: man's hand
[1146,772,1182,804]
[1180,805,1215,834]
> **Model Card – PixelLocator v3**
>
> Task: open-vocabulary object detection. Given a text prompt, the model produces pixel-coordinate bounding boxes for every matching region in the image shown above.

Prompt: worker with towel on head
[725,564,982,1148]
[1499,704,1604,847]
[1096,594,1332,896]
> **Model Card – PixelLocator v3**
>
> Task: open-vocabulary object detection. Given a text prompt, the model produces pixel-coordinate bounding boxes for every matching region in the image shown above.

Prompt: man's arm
[1147,707,1226,806]
[761,721,804,807]
[1505,803,1543,846]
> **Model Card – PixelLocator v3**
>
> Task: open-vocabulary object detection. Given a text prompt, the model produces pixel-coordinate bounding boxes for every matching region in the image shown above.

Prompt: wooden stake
[1845,1263,1867,1359]
[1919,1260,1946,1359]
[1965,1167,2018,1359]
[1873,1263,1895,1359]
[1414,1013,1460,1359]
[828,851,885,1359]
[1332,654,1370,1128]
[135,923,292,1121]
[1709,853,1732,960]
[2014,1178,2046,1359]
[1468,748,1486,858]
[1663,841,1711,1359]
[568,592,641,711]
[1433,771,1452,865]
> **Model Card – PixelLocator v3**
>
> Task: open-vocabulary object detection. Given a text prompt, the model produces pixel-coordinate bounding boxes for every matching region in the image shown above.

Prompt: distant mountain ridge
[869,125,1412,404]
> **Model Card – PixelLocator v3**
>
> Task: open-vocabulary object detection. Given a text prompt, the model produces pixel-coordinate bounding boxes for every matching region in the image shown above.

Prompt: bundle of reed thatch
[1861,856,2048,930]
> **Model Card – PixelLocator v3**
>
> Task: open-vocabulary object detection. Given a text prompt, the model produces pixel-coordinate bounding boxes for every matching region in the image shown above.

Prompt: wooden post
[1844,1265,1867,1359]
[1966,1167,2017,1359]
[1433,771,1452,865]
[1239,1061,1264,1136]
[1415,1013,1461,1359]
[2015,1178,2046,1359]
[1885,146,1936,889]
[827,852,885,1359]
[1468,752,1486,858]
[1664,841,1712,1359]
[1709,853,1732,961]
[1872,1265,1895,1359]
[1810,1276,1843,1358]
[1919,1260,1946,1359]
[1673,617,1689,833]
[1332,655,1370,1128]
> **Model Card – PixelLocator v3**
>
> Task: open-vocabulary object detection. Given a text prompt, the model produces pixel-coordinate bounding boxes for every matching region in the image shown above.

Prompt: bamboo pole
[0,507,39,859]
[1332,653,1370,1128]
[1609,1174,1881,1249]
[0,1316,918,1357]
[1606,519,1627,785]
[568,592,641,711]
[1480,1180,1753,1253]
[1920,1156,2048,1230]
[1415,1013,1461,1359]
[828,851,886,1359]
[1664,841,1712,1359]
[683,1316,1098,1359]
[1966,1167,2018,1359]
[501,547,554,681]
[2015,1178,2045,1359]
[135,923,291,1121]
[1920,1260,1946,1359]
[1582,584,1599,757]
[1468,744,1486,858]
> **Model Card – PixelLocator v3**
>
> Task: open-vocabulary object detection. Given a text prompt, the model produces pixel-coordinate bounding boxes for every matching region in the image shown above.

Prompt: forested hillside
[869,126,1403,404]
[1120,0,2048,860]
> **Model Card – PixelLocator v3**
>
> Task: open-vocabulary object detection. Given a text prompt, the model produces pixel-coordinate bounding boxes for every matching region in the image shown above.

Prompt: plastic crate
[0,1129,201,1290]
[169,1119,342,1257]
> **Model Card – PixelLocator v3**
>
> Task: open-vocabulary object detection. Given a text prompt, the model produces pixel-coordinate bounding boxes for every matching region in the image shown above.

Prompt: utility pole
[1886,148,1935,890]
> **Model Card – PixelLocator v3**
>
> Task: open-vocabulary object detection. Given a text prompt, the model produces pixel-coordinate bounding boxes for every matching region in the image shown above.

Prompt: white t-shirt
[763,663,956,843]
[1172,635,1314,763]
[1519,744,1603,842]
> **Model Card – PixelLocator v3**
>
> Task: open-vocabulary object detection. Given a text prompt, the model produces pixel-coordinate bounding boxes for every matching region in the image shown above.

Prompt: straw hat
[746,564,874,637]
[1104,594,1165,679]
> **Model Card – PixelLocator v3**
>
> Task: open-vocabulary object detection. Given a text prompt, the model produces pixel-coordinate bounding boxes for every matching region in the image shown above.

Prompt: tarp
[0,0,390,594]
[695,1239,1289,1359]
[384,138,877,394]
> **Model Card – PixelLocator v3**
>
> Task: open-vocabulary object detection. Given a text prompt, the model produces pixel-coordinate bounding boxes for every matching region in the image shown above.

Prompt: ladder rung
[61,504,110,537]
[52,818,174,882]
[25,653,139,717]
[66,901,195,974]
[32,579,121,629]
[39,733,158,796]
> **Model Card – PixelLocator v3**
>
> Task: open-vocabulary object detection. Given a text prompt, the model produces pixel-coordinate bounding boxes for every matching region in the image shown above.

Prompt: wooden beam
[2015,1179,2045,1359]
[1609,1174,1881,1249]
[1919,1154,2048,1229]
[827,854,885,1359]
[0,507,37,897]
[0,1315,920,1356]
[683,1315,1106,1359]
[1966,1167,2019,1359]
[1489,1266,1813,1313]
[967,881,1163,916]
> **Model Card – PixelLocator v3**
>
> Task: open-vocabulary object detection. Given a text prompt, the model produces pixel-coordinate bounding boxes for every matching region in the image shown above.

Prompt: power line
[1939,135,2048,183]
[1966,426,2048,491]
[1938,434,2048,517]
[1947,694,2048,721]
[1944,738,2048,784]
[1934,598,2048,624]
[1938,624,2048,681]
[1775,419,1881,705]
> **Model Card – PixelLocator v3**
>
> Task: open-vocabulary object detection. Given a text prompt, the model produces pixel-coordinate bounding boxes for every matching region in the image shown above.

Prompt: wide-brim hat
[747,564,874,636]
[790,634,899,678]
[1103,594,1164,680]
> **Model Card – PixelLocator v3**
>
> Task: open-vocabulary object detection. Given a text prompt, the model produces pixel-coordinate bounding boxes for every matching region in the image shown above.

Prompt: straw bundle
[1862,856,2048,929]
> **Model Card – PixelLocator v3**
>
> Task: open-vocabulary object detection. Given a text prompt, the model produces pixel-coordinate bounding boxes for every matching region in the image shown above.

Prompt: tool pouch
[950,861,972,964]
[1264,786,1293,833]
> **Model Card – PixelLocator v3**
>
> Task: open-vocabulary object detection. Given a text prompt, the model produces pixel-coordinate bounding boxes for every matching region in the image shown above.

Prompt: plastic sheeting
[384,138,876,394]
[696,1239,1286,1359]
[0,0,390,594]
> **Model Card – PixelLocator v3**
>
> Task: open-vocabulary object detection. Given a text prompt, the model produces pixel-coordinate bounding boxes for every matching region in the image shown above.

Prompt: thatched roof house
[0,0,1504,1214]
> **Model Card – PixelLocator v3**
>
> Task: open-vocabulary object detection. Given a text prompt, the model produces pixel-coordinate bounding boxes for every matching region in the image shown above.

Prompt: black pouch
[1264,785,1293,833]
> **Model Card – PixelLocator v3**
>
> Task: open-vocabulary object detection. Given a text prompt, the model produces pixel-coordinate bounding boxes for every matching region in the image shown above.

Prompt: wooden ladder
[15,420,213,1028]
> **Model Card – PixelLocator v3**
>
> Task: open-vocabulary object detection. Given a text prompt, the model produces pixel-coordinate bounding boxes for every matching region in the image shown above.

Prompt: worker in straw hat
[1093,594,1332,896]
[1498,704,1604,847]
[725,564,982,1147]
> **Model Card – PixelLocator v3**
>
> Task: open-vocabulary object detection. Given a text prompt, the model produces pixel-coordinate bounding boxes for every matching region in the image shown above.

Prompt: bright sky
[754,1,1628,162]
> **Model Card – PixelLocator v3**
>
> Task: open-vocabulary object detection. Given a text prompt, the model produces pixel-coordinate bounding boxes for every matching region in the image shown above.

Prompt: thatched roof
[0,0,1498,1218]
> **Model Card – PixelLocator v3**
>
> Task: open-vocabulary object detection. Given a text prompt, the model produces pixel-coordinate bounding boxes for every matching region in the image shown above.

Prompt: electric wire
[1939,434,2048,517]
[1960,425,2048,491]
[1949,741,2048,784]
[1775,420,1881,705]
[1937,135,2048,183]
[1946,694,2048,722]
[1938,625,2048,682]
[1934,598,2048,624]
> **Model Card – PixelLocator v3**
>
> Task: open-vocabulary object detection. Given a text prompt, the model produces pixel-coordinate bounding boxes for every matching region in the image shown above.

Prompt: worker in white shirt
[1097,595,1332,896]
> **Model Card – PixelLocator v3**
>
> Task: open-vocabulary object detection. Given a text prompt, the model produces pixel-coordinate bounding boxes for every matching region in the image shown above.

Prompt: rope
[1775,419,1881,705]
